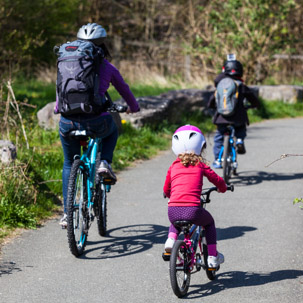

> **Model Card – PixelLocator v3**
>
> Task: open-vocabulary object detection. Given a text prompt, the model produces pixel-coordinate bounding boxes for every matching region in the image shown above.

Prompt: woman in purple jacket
[57,23,140,227]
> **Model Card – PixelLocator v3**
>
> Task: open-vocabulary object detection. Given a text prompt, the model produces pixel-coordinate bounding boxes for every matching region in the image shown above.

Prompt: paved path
[1,118,303,303]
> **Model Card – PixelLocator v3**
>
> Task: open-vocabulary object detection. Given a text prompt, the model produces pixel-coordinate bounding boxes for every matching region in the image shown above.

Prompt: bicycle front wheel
[66,159,88,257]
[169,240,191,298]
[222,134,232,184]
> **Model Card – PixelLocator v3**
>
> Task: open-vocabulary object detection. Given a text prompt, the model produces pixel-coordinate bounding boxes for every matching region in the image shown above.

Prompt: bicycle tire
[169,240,191,298]
[201,230,216,281]
[222,134,232,184]
[94,152,107,236]
[95,184,107,236]
[66,159,88,257]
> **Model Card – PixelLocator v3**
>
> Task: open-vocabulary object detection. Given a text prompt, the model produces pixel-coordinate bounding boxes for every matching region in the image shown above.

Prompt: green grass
[248,98,303,123]
[1,78,303,241]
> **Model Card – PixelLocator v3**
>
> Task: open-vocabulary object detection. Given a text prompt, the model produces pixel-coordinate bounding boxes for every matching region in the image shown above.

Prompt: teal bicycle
[66,103,127,257]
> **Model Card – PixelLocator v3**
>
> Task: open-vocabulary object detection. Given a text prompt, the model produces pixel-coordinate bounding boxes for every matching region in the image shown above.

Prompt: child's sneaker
[164,238,175,253]
[59,213,67,228]
[236,138,246,154]
[212,159,222,169]
[207,252,224,268]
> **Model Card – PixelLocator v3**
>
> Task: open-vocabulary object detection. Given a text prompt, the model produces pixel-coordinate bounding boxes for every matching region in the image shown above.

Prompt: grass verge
[1,78,303,243]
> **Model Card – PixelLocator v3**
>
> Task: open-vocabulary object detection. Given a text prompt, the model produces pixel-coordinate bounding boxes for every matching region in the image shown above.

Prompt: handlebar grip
[116,105,128,113]
[227,185,234,192]
[107,104,128,113]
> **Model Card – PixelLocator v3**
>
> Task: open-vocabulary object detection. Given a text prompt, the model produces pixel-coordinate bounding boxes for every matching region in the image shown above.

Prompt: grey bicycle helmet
[77,23,107,45]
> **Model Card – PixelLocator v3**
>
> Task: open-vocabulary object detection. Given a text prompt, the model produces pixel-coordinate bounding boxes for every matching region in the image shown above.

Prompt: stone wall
[37,85,303,130]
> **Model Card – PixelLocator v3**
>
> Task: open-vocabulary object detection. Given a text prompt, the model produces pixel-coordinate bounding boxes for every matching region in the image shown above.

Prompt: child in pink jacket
[163,125,227,268]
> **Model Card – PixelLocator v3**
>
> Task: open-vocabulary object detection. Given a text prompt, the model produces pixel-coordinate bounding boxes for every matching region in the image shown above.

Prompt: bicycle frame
[218,125,237,164]
[184,225,203,271]
[79,137,101,216]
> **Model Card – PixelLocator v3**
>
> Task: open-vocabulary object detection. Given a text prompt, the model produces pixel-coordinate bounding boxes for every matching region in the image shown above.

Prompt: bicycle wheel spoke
[169,240,191,298]
[67,159,88,257]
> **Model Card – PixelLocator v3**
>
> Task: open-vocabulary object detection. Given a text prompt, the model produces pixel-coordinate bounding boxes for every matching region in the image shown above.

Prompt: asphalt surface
[1,118,303,303]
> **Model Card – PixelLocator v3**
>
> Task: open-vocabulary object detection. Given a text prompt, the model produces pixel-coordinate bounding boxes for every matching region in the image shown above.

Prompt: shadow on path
[230,171,303,187]
[81,224,167,260]
[0,262,22,277]
[80,224,257,260]
[187,270,303,299]
[217,226,257,241]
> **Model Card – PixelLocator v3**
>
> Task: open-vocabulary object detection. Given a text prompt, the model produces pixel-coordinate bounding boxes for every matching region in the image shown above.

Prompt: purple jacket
[55,59,140,114]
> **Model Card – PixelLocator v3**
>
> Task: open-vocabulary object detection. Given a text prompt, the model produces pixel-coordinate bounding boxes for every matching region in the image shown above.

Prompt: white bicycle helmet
[172,125,206,156]
[77,23,107,45]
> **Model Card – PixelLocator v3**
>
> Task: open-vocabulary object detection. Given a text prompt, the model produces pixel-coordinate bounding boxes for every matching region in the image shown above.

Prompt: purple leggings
[168,206,217,255]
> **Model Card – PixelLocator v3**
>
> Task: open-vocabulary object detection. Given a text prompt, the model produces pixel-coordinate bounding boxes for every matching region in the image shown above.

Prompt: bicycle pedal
[208,267,217,271]
[162,252,171,261]
[103,178,116,185]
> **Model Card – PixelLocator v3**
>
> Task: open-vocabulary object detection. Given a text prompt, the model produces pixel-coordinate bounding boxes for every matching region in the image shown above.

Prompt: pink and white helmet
[172,125,206,156]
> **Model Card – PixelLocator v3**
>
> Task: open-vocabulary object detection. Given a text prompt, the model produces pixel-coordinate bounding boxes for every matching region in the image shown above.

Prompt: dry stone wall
[37,85,303,130]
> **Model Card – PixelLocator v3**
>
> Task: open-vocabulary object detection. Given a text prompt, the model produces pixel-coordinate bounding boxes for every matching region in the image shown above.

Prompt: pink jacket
[163,158,227,207]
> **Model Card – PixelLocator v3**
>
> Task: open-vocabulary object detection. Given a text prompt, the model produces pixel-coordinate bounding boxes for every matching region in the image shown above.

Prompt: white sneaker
[164,238,175,253]
[207,252,224,268]
[59,213,67,228]
[97,160,117,184]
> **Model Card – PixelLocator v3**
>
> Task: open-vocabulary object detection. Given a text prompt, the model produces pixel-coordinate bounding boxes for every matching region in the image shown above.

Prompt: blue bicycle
[217,125,238,184]
[66,103,127,257]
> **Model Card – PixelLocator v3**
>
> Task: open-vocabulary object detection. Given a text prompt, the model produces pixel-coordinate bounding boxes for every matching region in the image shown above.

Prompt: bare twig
[0,101,36,108]
[6,81,29,149]
[38,180,62,184]
[265,154,303,167]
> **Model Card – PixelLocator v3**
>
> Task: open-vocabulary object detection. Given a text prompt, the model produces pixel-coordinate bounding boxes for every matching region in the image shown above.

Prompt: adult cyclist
[55,23,140,227]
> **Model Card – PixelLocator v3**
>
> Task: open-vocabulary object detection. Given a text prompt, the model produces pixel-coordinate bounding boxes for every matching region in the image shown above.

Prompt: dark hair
[99,43,112,61]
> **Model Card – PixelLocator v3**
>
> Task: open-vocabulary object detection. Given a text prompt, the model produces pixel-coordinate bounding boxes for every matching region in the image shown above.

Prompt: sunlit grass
[1,77,303,236]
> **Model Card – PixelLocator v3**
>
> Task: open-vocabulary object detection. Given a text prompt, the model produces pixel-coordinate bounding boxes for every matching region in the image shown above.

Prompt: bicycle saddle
[68,130,98,140]
[173,220,193,228]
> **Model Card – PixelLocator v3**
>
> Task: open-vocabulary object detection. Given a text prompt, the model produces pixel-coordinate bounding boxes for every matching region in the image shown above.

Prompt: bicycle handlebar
[107,103,128,113]
[201,185,234,203]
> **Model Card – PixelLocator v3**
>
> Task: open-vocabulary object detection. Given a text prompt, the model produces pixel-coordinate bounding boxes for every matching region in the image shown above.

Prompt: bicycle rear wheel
[94,153,107,236]
[169,240,191,298]
[95,182,107,236]
[67,159,88,257]
[222,134,232,184]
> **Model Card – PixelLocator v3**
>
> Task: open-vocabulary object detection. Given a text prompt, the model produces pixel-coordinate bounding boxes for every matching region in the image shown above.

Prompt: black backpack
[54,39,110,116]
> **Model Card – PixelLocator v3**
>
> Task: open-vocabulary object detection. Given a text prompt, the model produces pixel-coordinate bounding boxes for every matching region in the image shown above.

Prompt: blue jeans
[59,114,118,212]
[213,124,246,160]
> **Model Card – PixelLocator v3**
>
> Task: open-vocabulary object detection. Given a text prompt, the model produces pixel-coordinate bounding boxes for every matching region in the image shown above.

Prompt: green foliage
[0,0,83,77]
[107,82,182,101]
[293,198,303,208]
[13,79,56,110]
[0,164,37,228]
[188,0,297,83]
[248,99,303,123]
[113,122,170,170]
[2,78,303,235]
